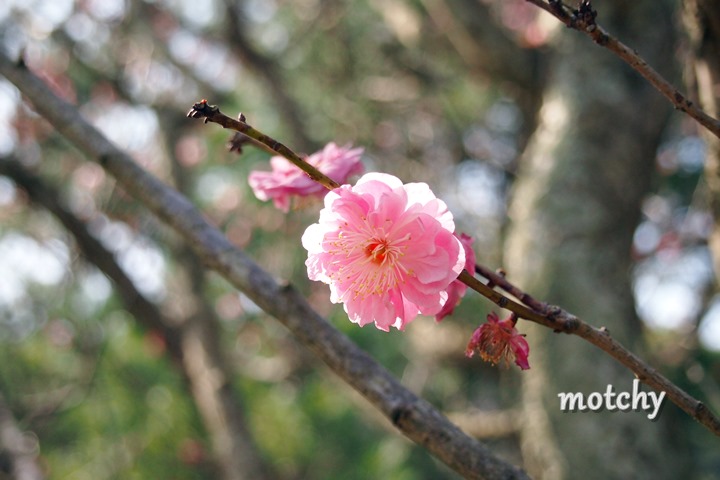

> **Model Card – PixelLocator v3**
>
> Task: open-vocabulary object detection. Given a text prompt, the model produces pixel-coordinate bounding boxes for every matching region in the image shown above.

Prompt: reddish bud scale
[466,312,530,370]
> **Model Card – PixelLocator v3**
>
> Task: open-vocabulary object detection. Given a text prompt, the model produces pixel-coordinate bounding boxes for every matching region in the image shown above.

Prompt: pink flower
[466,312,530,370]
[435,233,476,322]
[249,143,364,212]
[302,172,466,331]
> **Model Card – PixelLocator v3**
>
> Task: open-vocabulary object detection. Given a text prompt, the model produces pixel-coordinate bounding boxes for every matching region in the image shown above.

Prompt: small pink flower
[249,143,364,212]
[466,312,530,370]
[302,173,465,331]
[435,233,476,322]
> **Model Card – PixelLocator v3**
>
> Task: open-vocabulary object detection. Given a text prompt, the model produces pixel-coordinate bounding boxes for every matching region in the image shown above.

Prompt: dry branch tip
[571,0,597,30]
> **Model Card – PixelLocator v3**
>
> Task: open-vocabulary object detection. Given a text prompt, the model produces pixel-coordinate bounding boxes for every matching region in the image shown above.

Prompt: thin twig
[0,51,528,480]
[187,100,341,189]
[523,0,720,139]
[187,99,720,437]
[475,265,548,313]
[462,271,720,437]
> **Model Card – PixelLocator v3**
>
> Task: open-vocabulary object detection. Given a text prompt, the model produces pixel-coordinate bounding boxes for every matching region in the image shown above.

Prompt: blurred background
[0,0,719,479]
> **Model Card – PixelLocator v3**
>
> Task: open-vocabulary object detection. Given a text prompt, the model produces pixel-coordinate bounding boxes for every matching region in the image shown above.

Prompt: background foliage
[0,0,718,479]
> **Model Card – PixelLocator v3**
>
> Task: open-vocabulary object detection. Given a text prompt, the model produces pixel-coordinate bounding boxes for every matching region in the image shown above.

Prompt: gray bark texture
[504,2,688,479]
[0,50,530,480]
[0,158,274,480]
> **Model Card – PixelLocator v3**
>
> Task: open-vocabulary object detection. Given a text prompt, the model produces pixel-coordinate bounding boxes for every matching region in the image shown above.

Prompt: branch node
[546,305,562,322]
[569,0,597,32]
[186,99,219,120]
[561,315,580,333]
[545,305,580,333]
[390,404,412,426]
[549,0,570,20]
[576,0,597,21]
[228,133,248,155]
[673,92,693,110]
[280,283,296,295]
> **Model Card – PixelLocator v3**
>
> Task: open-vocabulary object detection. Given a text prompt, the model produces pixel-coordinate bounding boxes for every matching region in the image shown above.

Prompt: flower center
[325,227,412,301]
[365,239,390,264]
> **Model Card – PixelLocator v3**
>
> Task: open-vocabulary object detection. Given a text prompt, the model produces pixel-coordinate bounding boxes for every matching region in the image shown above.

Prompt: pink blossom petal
[355,172,404,190]
[435,233,476,321]
[303,172,463,330]
[249,143,364,212]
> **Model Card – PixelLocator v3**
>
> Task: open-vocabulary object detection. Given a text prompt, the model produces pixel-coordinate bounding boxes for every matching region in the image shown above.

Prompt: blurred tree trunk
[0,392,44,480]
[503,2,688,478]
[178,256,273,480]
[683,0,720,282]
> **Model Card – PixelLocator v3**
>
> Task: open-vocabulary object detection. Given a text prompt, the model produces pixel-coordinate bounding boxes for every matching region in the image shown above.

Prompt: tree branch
[185,99,720,437]
[0,51,528,480]
[0,157,275,480]
[523,0,720,139]
[187,100,341,189]
[463,271,720,437]
[163,110,277,480]
[0,158,186,360]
